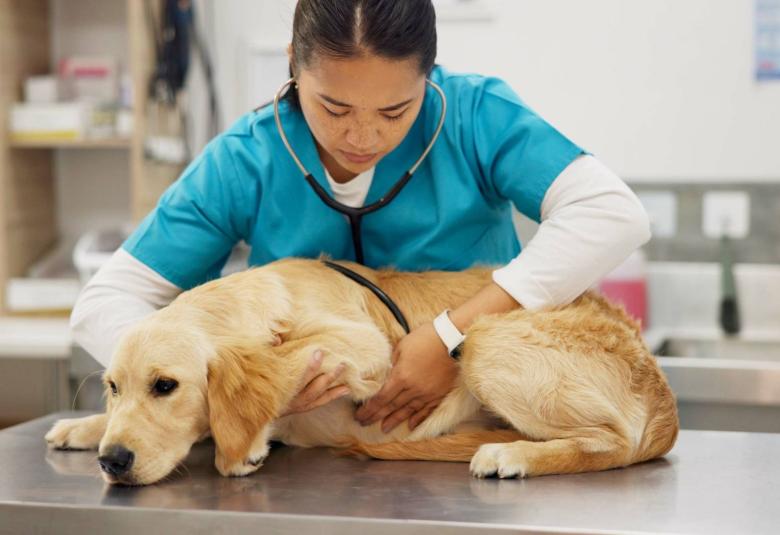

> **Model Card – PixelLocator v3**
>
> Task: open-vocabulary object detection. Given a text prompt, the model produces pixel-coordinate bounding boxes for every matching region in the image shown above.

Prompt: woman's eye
[323,106,348,118]
[153,379,179,396]
[109,382,118,395]
[383,113,404,122]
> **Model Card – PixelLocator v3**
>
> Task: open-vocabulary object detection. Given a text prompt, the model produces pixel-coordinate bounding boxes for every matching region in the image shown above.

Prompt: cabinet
[0,0,183,315]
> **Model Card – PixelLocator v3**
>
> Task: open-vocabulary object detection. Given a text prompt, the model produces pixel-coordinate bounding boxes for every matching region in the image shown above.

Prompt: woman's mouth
[341,150,378,164]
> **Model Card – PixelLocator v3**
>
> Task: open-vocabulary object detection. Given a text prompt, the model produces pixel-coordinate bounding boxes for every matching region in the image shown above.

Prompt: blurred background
[0,0,778,432]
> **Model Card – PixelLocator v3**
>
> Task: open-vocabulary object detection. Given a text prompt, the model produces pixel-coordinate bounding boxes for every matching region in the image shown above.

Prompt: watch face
[450,343,463,360]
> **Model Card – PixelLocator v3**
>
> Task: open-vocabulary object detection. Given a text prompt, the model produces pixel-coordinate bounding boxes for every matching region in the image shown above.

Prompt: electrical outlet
[636,191,678,238]
[702,191,750,239]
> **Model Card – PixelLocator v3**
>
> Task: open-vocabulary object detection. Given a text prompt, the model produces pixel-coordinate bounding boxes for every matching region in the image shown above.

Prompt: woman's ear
[287,43,298,81]
[206,339,292,472]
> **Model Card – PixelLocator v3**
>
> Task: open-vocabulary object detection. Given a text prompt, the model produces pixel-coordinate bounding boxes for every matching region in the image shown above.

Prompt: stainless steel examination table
[1,412,777,534]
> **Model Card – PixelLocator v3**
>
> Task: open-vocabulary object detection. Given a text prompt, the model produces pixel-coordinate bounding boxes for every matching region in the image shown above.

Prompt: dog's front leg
[45,413,108,450]
[274,328,392,402]
[214,425,274,477]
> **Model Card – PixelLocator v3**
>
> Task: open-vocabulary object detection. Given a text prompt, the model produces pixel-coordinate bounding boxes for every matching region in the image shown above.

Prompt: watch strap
[433,309,466,359]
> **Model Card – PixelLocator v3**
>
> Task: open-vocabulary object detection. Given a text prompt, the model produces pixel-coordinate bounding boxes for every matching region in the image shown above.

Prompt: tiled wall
[633,183,780,264]
[511,182,780,265]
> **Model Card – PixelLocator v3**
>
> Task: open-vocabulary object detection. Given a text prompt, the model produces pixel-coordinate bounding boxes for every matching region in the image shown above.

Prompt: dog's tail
[338,429,525,462]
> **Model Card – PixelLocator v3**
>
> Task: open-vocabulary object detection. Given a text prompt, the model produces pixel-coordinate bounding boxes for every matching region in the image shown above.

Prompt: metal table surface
[0,413,777,535]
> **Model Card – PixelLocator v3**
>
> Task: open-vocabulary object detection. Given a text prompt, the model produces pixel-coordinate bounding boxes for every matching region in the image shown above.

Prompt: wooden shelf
[0,0,184,315]
[9,137,132,149]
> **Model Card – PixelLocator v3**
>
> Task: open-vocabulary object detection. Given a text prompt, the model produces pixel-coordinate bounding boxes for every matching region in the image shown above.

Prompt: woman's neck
[316,142,358,183]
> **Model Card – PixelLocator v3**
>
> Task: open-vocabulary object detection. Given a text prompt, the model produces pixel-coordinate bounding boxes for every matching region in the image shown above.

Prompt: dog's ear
[206,339,293,468]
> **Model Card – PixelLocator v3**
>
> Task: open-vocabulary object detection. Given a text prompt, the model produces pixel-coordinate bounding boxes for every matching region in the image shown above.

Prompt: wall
[435,0,780,182]
[634,182,780,263]
[211,0,297,124]
[212,0,780,183]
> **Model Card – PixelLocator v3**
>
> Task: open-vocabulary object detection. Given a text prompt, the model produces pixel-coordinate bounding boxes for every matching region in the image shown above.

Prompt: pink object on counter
[597,250,648,330]
[599,279,648,329]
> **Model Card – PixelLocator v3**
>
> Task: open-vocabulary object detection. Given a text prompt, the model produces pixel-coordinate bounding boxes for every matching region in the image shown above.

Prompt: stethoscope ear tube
[275,79,447,264]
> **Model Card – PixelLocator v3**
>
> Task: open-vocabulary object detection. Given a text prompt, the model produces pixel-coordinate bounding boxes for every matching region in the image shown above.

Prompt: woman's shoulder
[199,103,297,171]
[180,107,283,189]
[429,65,517,100]
[219,104,280,143]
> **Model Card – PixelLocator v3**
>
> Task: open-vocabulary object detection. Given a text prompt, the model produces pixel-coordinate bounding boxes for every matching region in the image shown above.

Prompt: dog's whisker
[70,370,104,411]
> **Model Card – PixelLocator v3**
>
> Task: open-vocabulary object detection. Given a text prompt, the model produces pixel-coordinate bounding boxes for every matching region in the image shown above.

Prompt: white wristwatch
[433,309,466,359]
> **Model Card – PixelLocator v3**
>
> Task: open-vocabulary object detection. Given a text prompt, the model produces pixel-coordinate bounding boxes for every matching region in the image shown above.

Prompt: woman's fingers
[356,387,416,427]
[303,362,347,397]
[298,350,325,387]
[408,398,441,430]
[354,366,407,423]
[380,397,427,433]
[305,385,351,412]
[283,355,349,416]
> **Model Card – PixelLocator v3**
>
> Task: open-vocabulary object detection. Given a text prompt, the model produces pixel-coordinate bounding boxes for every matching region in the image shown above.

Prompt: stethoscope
[273,77,447,265]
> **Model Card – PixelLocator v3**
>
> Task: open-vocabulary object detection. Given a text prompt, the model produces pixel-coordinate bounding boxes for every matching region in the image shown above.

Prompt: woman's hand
[280,350,351,417]
[354,322,458,433]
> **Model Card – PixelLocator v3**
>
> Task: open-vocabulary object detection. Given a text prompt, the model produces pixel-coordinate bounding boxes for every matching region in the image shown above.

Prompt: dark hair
[286,0,437,108]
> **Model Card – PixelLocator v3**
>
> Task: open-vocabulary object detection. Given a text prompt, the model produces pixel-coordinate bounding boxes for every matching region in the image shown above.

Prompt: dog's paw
[215,452,267,477]
[469,442,528,479]
[45,415,105,450]
[215,439,270,478]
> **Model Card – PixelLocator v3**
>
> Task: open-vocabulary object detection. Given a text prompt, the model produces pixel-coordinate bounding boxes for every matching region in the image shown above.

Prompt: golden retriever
[45,257,678,485]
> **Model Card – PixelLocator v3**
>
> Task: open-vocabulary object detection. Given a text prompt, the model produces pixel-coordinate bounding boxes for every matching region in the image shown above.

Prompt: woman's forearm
[448,281,521,333]
[70,249,181,368]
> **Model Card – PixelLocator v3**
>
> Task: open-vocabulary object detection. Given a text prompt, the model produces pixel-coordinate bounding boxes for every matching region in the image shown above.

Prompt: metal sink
[653,336,780,433]
[656,337,780,362]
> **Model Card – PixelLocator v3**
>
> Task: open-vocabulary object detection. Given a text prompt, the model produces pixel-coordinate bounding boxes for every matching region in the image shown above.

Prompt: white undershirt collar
[323,166,375,208]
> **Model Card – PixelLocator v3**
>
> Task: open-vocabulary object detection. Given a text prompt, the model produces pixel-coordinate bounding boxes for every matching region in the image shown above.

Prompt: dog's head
[97,321,211,485]
[97,272,297,485]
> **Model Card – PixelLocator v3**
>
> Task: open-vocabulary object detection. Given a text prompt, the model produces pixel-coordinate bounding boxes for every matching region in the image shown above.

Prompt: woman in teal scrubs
[77,0,649,434]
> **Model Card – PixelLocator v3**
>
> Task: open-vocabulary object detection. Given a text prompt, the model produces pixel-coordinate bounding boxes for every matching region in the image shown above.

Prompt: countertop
[1,412,778,534]
[0,317,71,359]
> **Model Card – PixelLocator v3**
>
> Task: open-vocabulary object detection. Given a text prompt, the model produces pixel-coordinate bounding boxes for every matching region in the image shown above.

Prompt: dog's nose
[98,445,135,477]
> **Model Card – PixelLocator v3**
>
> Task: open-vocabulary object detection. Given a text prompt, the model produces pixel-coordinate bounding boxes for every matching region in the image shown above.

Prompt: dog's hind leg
[468,434,631,478]
[459,311,643,478]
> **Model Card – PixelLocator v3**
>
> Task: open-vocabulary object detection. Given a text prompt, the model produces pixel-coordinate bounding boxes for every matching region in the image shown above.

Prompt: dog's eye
[109,381,118,395]
[153,379,178,396]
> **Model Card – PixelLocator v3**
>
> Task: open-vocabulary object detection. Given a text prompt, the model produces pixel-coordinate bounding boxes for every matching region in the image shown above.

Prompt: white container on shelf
[72,228,129,284]
[116,108,133,137]
[24,75,63,103]
[4,241,80,313]
[5,278,81,313]
[9,102,91,141]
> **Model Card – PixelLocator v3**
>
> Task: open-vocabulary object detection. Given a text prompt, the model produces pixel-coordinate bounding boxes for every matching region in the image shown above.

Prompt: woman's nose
[345,121,380,150]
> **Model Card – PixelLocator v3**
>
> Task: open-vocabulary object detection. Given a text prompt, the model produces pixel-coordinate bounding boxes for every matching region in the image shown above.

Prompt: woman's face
[294,51,427,182]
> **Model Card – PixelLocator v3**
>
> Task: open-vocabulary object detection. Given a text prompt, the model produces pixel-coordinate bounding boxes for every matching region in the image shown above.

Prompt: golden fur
[45,257,678,485]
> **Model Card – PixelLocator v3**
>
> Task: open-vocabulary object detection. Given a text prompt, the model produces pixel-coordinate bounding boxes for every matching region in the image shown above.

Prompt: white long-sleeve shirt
[70,154,650,368]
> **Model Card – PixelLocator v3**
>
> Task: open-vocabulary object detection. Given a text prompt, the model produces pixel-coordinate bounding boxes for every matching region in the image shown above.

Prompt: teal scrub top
[123,65,584,290]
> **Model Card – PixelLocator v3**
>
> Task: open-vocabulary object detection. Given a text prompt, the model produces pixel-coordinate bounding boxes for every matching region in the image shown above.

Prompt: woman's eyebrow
[318,93,414,111]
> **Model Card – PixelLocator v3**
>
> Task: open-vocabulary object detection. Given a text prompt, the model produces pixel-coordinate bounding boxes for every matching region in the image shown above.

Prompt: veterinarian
[71,0,650,434]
